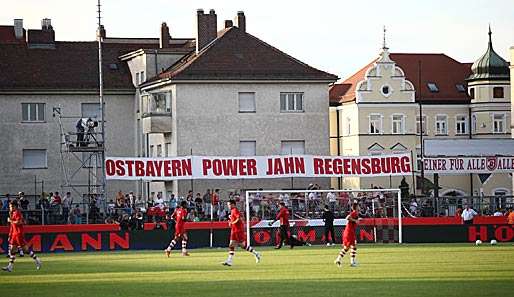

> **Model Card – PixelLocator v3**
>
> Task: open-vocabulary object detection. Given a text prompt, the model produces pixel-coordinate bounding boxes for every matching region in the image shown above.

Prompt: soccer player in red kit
[222,200,261,266]
[335,202,359,267]
[165,201,190,257]
[2,201,42,272]
[269,202,291,249]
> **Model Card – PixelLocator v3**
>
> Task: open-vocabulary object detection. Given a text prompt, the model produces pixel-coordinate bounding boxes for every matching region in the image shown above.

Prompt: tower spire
[488,23,492,49]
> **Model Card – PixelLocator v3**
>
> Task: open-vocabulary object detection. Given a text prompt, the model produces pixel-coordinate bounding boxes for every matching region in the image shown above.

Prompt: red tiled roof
[330,53,472,104]
[150,27,338,83]
[0,41,161,91]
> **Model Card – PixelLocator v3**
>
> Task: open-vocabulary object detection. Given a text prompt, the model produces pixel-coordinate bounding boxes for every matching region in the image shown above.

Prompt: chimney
[96,24,106,41]
[41,18,52,30]
[234,11,246,32]
[13,19,23,40]
[196,8,217,52]
[27,18,55,44]
[224,20,233,28]
[160,22,170,48]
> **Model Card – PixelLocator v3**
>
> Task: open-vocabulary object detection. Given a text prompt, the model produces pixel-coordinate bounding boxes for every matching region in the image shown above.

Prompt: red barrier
[0,216,510,234]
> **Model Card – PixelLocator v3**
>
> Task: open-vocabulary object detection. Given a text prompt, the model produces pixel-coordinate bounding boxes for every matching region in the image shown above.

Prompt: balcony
[142,113,172,133]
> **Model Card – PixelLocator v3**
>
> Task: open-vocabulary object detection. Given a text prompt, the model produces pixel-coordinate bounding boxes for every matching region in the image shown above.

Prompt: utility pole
[97,0,107,204]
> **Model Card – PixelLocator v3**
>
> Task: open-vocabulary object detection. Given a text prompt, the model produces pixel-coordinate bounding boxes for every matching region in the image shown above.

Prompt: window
[435,115,447,135]
[381,85,391,97]
[280,141,305,155]
[469,87,475,99]
[153,93,168,113]
[493,87,504,98]
[345,117,351,136]
[280,93,303,112]
[239,141,256,156]
[22,103,45,122]
[493,113,506,133]
[472,114,477,132]
[81,103,100,119]
[416,115,427,135]
[369,114,382,134]
[456,84,466,92]
[142,93,171,114]
[136,72,140,85]
[165,142,171,157]
[456,115,467,135]
[140,71,145,83]
[392,114,405,134]
[23,149,47,169]
[149,145,154,157]
[238,92,256,112]
[427,83,439,92]
[156,144,162,157]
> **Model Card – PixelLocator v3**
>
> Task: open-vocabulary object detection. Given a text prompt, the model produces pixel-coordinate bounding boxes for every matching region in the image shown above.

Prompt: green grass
[0,244,513,297]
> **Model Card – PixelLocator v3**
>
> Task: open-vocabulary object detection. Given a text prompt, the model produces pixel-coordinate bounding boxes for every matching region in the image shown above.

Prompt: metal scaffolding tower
[52,0,107,220]
[53,108,105,215]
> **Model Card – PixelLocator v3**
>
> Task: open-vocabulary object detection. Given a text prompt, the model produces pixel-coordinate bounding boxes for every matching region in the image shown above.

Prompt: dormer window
[456,84,466,92]
[427,83,439,93]
[469,87,475,99]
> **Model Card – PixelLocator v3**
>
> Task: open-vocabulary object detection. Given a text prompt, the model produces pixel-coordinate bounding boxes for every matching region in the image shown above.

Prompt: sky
[2,0,513,80]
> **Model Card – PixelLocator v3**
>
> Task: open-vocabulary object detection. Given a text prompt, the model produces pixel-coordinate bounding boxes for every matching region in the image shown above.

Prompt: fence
[403,195,514,217]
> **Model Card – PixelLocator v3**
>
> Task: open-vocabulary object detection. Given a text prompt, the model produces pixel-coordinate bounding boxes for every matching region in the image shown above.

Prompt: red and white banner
[424,156,514,174]
[105,154,412,180]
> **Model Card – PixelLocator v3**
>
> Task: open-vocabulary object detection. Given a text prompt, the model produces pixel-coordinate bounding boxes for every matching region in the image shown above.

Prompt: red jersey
[173,208,187,228]
[9,209,24,236]
[344,210,358,236]
[276,207,289,226]
[212,193,219,204]
[229,207,244,233]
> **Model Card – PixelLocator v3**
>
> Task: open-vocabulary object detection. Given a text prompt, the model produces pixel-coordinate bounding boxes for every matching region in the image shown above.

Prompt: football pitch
[0,244,513,297]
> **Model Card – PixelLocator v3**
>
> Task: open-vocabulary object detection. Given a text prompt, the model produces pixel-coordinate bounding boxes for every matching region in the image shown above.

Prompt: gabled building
[330,29,511,197]
[121,10,338,197]
[0,18,193,201]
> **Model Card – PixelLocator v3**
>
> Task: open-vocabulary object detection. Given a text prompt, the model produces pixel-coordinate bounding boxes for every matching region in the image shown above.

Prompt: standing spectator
[72,204,82,224]
[409,199,418,215]
[51,192,62,206]
[212,189,220,219]
[203,189,211,216]
[169,194,177,210]
[327,190,337,212]
[127,192,135,209]
[154,193,164,208]
[507,208,514,224]
[62,192,73,223]
[322,205,335,246]
[135,195,145,209]
[2,194,11,210]
[194,193,203,216]
[1,194,9,210]
[19,192,29,210]
[279,193,290,208]
[461,204,478,224]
